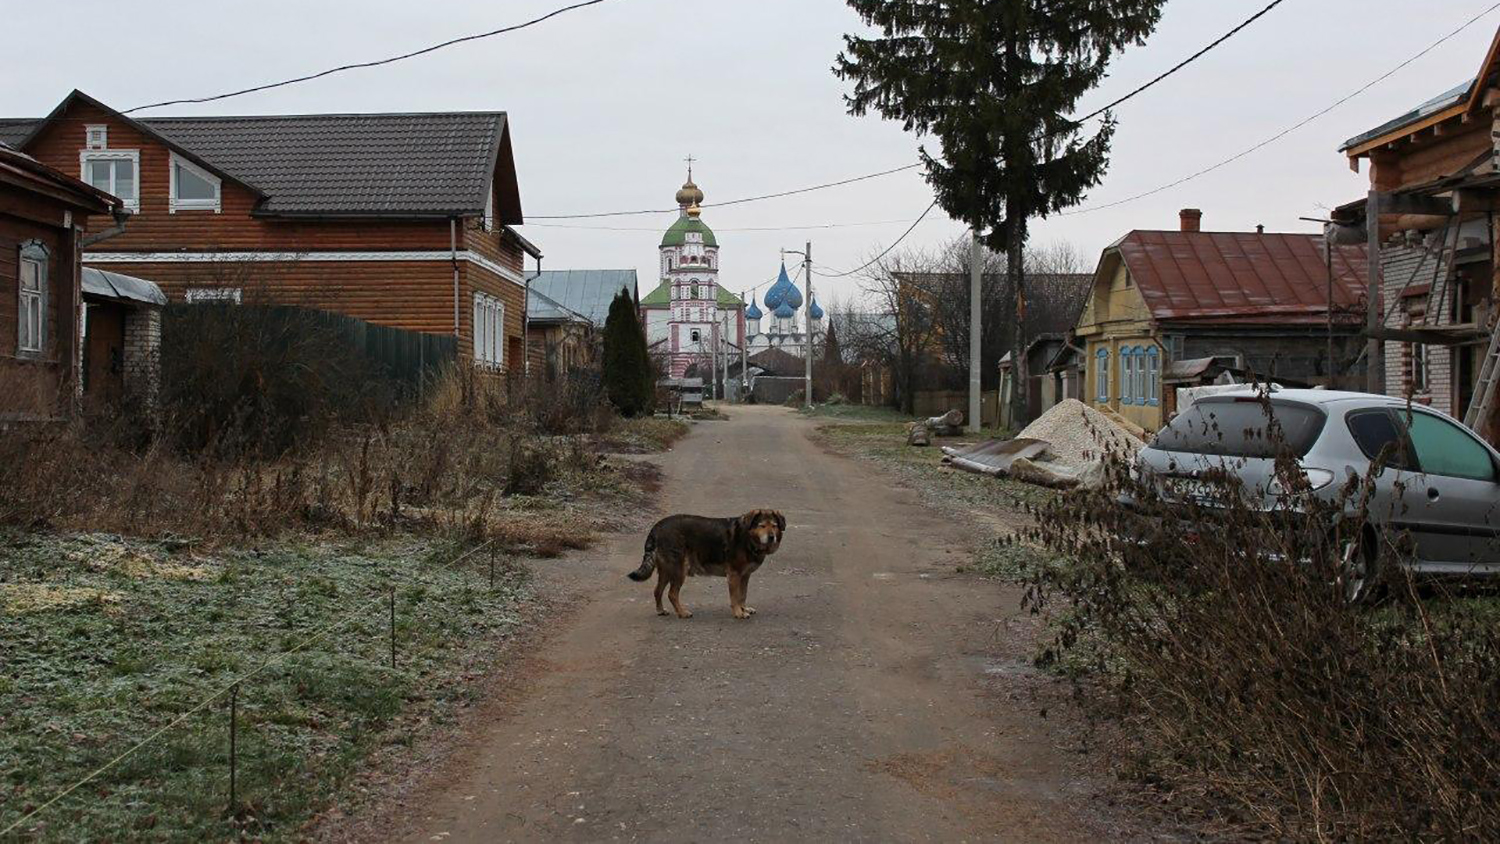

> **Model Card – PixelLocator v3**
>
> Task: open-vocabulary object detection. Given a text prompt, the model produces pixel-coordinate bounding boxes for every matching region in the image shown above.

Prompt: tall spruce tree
[823,320,843,367]
[835,0,1164,426]
[602,289,653,417]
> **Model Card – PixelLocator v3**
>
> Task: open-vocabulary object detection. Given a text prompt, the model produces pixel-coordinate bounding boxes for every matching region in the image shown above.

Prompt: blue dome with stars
[745,293,763,321]
[808,297,824,320]
[762,262,803,311]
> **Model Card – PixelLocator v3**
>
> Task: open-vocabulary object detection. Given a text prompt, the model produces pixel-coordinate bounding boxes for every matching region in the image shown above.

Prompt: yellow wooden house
[1075,210,1369,432]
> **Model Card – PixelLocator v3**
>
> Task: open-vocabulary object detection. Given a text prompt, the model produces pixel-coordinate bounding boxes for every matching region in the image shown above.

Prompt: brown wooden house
[0,90,542,374]
[1335,25,1500,438]
[0,142,123,420]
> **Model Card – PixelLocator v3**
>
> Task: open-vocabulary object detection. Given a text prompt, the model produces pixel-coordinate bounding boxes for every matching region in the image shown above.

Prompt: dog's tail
[627,532,657,581]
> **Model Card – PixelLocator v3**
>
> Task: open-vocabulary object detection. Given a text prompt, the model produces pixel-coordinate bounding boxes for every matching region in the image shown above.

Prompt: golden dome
[676,179,704,207]
[686,202,702,218]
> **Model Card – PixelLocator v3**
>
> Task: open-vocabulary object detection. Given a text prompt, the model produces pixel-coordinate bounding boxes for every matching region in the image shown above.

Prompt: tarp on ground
[940,437,1050,476]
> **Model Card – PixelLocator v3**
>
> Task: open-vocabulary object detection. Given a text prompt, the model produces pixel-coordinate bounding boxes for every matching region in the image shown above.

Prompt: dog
[627,509,786,619]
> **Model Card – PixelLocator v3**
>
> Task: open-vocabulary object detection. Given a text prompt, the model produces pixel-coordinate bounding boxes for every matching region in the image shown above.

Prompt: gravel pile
[1017,399,1142,469]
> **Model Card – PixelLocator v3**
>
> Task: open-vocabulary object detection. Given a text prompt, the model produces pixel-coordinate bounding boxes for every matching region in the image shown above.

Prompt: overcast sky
[6,0,1497,307]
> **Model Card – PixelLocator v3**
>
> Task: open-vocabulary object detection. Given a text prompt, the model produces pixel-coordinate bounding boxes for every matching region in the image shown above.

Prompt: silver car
[1134,388,1500,601]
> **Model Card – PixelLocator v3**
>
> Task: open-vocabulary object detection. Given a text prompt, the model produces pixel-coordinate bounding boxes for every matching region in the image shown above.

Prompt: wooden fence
[164,304,457,398]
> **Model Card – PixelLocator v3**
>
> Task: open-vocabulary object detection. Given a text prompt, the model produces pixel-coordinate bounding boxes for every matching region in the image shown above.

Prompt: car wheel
[1338,530,1382,605]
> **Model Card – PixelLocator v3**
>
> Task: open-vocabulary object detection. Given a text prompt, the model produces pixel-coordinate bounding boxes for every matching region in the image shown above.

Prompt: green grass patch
[813,421,1055,512]
[798,403,915,423]
[0,531,531,841]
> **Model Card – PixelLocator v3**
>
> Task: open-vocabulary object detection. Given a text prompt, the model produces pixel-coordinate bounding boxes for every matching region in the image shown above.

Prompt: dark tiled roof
[0,110,510,217]
[0,119,30,148]
[531,269,637,325]
[1115,230,1368,325]
[146,113,508,215]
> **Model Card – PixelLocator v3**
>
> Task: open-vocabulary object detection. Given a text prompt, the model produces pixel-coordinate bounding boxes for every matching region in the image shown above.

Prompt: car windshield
[1151,398,1325,459]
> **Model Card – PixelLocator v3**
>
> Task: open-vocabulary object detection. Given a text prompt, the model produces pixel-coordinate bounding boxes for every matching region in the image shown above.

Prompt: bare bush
[1021,396,1500,840]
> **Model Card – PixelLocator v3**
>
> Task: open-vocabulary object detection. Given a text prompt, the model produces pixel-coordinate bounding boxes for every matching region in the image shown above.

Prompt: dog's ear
[772,510,786,533]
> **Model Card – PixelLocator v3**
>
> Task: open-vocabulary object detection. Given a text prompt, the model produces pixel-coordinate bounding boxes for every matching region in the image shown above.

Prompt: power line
[1070,0,1288,126]
[814,201,941,278]
[1058,0,1500,216]
[123,0,613,114]
[525,217,918,233]
[528,163,923,220]
[531,0,1290,221]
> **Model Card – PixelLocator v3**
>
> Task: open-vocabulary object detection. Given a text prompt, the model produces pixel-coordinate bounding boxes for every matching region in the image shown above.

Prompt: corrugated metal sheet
[532,269,637,325]
[526,287,588,324]
[1118,231,1367,325]
[81,267,166,306]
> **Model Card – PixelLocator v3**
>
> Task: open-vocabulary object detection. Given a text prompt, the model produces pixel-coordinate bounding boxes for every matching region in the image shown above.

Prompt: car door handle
[1428,487,1441,501]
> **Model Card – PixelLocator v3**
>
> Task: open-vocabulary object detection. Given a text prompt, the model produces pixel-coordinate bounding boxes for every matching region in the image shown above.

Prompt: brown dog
[627,510,786,619]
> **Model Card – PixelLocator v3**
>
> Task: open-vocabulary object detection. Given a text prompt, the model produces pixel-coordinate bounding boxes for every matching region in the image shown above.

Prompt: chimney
[1179,208,1202,232]
[1255,224,1264,234]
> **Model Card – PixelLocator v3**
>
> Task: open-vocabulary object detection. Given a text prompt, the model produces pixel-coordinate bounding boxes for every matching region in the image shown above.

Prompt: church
[744,261,824,356]
[638,166,824,378]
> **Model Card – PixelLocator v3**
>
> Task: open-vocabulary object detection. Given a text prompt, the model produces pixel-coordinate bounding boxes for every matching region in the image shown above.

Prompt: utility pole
[804,241,814,409]
[968,227,982,433]
[740,291,749,396]
[1365,190,1382,394]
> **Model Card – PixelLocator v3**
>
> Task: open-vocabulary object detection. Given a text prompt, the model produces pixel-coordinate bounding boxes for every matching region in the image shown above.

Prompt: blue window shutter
[1096,348,1109,402]
[1147,346,1160,406]
[1120,348,1133,405]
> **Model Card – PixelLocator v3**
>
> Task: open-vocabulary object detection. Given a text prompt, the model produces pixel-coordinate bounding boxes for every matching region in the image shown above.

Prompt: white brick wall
[1381,237,1455,413]
[122,306,161,414]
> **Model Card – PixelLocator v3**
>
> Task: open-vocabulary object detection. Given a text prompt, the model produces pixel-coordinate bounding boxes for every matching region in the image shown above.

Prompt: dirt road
[380,406,1137,843]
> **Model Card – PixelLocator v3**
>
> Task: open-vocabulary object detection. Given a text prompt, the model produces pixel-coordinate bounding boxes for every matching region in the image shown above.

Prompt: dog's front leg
[728,571,750,620]
[740,571,756,616]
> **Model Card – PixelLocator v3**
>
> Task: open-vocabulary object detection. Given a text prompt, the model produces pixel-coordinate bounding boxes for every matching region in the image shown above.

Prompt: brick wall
[1382,238,1456,413]
[122,305,161,415]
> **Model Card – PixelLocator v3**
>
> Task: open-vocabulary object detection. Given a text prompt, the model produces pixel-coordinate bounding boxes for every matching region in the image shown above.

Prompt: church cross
[684,154,695,179]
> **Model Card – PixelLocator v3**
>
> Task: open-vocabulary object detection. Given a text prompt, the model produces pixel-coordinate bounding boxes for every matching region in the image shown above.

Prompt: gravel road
[371,405,1142,843]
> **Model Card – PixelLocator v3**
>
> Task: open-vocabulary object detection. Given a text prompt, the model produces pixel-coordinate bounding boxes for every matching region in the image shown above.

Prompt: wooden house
[1,142,128,420]
[1075,209,1368,431]
[526,269,636,378]
[0,90,542,375]
[1334,25,1500,436]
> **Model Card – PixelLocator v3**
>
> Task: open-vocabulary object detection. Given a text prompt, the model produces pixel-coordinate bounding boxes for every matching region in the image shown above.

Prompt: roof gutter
[80,207,132,248]
[524,253,542,377]
[451,217,460,338]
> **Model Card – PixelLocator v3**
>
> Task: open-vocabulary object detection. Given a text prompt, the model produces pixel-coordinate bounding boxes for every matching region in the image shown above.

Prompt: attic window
[85,125,107,150]
[81,150,139,212]
[170,153,221,213]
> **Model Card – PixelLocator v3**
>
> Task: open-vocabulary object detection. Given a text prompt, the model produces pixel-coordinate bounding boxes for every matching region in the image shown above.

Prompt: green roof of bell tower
[660,214,717,248]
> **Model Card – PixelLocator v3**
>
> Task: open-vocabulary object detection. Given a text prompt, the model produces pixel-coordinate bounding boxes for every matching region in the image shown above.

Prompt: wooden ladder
[1464,317,1500,429]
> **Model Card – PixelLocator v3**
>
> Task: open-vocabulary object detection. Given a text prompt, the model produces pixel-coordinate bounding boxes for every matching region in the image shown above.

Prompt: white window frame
[169,152,222,213]
[473,292,505,368]
[17,241,48,357]
[81,149,140,212]
[483,188,495,231]
[185,287,243,304]
[85,125,108,150]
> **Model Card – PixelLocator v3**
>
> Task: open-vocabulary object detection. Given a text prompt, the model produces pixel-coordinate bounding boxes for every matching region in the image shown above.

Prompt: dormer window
[81,150,139,212]
[170,153,221,213]
[85,125,107,150]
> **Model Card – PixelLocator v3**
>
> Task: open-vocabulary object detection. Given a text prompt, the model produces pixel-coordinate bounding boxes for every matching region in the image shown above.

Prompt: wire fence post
[228,682,239,817]
[489,546,497,591]
[389,588,397,670]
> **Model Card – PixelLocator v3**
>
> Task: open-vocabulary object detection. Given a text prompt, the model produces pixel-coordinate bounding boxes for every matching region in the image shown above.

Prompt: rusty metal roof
[1115,231,1367,325]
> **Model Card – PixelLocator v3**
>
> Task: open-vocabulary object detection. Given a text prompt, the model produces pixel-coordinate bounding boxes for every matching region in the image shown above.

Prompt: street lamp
[783,242,813,409]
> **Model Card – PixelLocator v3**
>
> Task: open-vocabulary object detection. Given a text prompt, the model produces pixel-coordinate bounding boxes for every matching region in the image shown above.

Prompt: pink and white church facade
[640,170,746,378]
